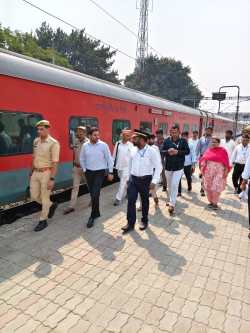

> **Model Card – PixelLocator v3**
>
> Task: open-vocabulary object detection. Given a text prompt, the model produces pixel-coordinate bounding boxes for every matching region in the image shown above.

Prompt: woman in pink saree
[200,137,231,210]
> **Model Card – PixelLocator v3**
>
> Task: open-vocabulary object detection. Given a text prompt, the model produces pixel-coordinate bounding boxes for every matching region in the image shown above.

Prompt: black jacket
[163,137,190,171]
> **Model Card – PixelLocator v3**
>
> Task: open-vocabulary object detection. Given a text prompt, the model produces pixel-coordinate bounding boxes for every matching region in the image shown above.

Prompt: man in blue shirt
[80,127,114,228]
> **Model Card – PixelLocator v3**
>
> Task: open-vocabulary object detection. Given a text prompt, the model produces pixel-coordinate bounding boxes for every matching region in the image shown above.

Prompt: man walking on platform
[122,130,162,234]
[80,127,113,228]
[189,130,199,155]
[241,153,250,239]
[221,130,236,162]
[64,126,89,215]
[231,134,250,194]
[113,129,134,206]
[155,129,167,192]
[178,131,196,195]
[163,125,190,215]
[148,134,162,207]
[30,120,60,232]
[196,126,213,196]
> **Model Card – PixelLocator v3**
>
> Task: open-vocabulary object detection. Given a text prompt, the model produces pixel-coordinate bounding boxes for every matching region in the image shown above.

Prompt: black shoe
[162,186,167,192]
[87,217,95,228]
[34,220,48,232]
[113,199,120,206]
[121,225,134,234]
[139,223,148,231]
[188,187,192,192]
[48,202,58,219]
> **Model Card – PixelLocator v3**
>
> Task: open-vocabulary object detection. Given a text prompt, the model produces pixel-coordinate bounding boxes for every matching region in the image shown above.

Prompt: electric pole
[136,0,151,75]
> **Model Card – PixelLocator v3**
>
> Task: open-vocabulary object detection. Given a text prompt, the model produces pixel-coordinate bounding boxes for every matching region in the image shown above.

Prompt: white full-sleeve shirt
[129,144,162,185]
[113,141,135,171]
[242,154,250,180]
[220,139,236,160]
[231,144,250,165]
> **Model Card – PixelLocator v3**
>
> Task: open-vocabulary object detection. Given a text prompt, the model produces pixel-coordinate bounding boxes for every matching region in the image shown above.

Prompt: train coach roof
[0,49,232,122]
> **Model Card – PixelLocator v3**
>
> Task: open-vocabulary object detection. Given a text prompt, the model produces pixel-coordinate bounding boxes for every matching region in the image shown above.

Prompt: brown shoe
[63,207,75,215]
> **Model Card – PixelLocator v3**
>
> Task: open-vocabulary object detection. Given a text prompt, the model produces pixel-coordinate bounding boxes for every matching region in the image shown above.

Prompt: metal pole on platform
[218,85,240,137]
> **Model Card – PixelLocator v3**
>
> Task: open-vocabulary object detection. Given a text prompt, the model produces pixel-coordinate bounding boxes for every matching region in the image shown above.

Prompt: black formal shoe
[34,220,48,232]
[121,225,134,234]
[48,202,58,219]
[139,223,148,231]
[87,217,95,228]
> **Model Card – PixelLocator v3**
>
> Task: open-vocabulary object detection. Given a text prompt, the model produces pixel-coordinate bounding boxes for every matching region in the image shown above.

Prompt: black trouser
[232,163,245,193]
[127,175,152,227]
[178,165,192,194]
[85,169,105,218]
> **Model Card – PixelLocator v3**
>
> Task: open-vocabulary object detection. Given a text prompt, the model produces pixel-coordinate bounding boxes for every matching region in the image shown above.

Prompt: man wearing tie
[121,130,162,234]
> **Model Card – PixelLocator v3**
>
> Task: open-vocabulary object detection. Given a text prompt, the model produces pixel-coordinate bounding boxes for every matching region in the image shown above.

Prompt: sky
[1,0,250,113]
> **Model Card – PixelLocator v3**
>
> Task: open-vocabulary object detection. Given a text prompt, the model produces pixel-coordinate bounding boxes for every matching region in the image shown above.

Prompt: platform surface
[0,176,249,333]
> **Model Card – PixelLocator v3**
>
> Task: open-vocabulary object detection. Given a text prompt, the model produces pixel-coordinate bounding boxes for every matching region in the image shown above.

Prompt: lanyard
[138,146,148,158]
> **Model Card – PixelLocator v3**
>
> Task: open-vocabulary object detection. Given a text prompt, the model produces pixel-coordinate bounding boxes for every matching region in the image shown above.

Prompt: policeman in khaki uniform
[64,126,89,214]
[30,120,60,232]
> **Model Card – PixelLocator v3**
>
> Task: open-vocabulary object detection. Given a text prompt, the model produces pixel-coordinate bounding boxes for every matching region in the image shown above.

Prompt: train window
[0,111,42,156]
[69,116,98,147]
[159,123,168,135]
[183,123,190,132]
[140,121,152,133]
[112,119,131,144]
[192,124,198,132]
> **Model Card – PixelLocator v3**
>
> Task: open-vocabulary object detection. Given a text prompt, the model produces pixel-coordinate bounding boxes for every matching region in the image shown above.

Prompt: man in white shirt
[189,130,199,156]
[178,131,196,195]
[113,129,134,206]
[122,130,162,234]
[220,130,236,162]
[241,154,250,238]
[231,135,250,194]
[148,134,162,208]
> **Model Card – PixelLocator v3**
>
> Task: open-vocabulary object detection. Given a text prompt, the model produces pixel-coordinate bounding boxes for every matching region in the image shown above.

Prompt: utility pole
[217,85,240,137]
[136,0,151,76]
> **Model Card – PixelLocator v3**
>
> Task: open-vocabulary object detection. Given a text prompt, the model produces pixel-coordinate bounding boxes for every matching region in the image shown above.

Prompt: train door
[199,110,206,137]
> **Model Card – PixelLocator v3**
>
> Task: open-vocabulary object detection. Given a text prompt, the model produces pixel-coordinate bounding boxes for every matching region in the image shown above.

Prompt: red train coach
[0,49,235,206]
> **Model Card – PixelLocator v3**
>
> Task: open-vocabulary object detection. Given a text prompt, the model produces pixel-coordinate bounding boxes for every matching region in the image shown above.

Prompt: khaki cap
[77,126,87,131]
[243,125,250,133]
[36,120,50,128]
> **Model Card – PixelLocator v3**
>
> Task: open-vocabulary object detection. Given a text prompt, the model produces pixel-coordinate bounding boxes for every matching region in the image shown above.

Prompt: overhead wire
[21,0,136,61]
[87,0,163,57]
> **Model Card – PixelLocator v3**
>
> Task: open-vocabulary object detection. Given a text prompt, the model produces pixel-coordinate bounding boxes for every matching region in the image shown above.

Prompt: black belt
[132,175,152,180]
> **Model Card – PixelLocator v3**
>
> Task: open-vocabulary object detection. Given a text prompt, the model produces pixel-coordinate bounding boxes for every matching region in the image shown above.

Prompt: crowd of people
[29,120,250,238]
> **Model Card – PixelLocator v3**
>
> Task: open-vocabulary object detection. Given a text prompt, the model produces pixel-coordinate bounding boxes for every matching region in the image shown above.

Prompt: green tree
[36,22,120,84]
[125,55,203,107]
[0,24,71,68]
